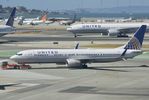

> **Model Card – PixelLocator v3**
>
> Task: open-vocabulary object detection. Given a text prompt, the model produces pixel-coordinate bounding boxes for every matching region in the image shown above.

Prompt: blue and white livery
[10,25,146,68]
[0,7,16,37]
[67,23,148,37]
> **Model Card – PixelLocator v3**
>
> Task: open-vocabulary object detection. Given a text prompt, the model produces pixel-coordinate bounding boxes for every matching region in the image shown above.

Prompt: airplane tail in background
[6,7,16,27]
[40,12,48,22]
[72,14,76,23]
[124,25,146,50]
[41,14,47,22]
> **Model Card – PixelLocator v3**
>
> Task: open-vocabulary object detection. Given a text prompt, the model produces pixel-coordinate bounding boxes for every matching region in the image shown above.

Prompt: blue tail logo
[124,25,146,50]
[6,7,16,27]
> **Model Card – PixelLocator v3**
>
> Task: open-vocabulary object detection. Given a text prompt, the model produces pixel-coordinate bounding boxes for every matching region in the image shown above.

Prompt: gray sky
[0,0,149,10]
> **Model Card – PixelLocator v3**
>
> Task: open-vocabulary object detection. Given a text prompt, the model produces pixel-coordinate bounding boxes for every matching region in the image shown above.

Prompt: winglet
[121,48,128,57]
[75,43,79,49]
[6,7,16,27]
[124,25,146,50]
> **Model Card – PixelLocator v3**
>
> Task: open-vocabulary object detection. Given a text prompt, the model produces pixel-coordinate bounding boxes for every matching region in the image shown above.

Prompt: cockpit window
[16,53,23,56]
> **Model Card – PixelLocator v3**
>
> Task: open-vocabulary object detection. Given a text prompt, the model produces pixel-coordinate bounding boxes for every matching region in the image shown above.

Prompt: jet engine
[66,59,88,68]
[108,29,128,37]
[108,29,120,36]
[66,59,82,68]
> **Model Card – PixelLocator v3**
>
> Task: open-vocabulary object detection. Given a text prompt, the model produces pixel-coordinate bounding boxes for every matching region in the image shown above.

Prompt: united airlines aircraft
[67,23,149,37]
[0,7,16,37]
[10,25,146,68]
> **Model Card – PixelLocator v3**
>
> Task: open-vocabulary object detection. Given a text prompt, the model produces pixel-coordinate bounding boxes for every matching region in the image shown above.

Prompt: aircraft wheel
[74,34,77,38]
[82,64,88,68]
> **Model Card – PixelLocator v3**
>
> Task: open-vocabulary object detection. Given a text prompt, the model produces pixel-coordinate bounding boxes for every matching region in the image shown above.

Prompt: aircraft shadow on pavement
[29,65,149,72]
[88,65,149,72]
[60,86,149,96]
[0,40,17,44]
[31,66,68,70]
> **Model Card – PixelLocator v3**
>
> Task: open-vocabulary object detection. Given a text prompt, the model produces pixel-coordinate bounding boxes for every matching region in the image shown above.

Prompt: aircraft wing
[68,49,128,63]
[114,27,138,33]
[68,56,97,63]
[108,27,139,36]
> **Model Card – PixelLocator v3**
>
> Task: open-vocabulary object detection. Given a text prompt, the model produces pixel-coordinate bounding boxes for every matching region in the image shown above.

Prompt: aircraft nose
[10,55,17,61]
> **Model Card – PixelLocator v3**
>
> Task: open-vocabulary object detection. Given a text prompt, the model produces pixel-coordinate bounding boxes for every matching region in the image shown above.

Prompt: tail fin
[72,14,76,23]
[124,25,146,50]
[6,7,16,27]
[41,14,47,22]
[75,43,79,49]
[40,12,48,22]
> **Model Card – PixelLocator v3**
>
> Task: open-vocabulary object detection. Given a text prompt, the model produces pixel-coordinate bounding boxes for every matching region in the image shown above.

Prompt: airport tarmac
[2,29,149,42]
[0,60,149,100]
[0,30,149,100]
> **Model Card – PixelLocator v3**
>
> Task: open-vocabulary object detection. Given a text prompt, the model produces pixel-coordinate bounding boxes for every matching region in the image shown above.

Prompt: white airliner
[18,13,53,25]
[10,25,146,68]
[0,7,16,37]
[67,23,149,37]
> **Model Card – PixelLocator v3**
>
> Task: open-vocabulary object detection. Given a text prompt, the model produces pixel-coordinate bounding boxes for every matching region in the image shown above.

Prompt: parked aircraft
[59,14,76,25]
[67,23,149,37]
[10,25,146,68]
[0,7,16,37]
[18,13,54,25]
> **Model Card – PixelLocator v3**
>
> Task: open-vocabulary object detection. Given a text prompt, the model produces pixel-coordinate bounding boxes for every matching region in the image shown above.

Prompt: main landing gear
[74,33,77,38]
[117,33,129,37]
[82,64,88,68]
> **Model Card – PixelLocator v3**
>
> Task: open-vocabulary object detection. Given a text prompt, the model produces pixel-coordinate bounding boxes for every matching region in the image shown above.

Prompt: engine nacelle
[108,29,120,36]
[66,59,82,68]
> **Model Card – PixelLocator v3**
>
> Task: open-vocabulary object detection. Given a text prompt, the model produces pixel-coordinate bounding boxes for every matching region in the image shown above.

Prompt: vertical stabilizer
[72,14,76,23]
[6,7,16,27]
[124,25,146,50]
